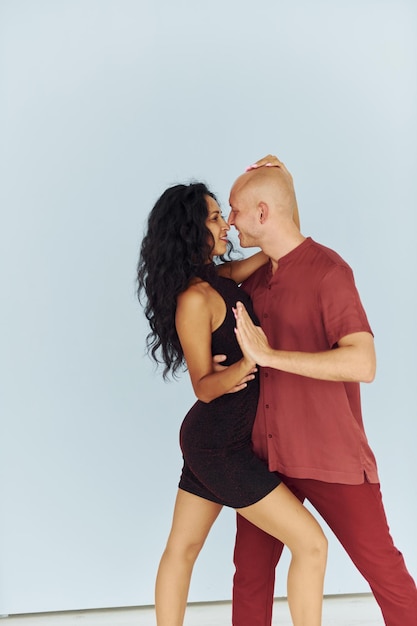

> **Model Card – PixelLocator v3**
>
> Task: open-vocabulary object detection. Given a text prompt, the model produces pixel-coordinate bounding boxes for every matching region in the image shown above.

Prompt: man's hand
[212,354,257,393]
[233,302,273,367]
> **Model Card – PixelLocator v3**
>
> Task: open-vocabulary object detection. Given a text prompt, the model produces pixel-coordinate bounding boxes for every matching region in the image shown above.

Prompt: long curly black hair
[137,182,236,379]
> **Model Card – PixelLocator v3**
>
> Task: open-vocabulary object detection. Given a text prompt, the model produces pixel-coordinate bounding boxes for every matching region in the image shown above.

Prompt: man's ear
[258,201,269,224]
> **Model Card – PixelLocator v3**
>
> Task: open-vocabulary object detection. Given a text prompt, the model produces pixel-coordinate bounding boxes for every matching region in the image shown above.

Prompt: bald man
[228,159,417,626]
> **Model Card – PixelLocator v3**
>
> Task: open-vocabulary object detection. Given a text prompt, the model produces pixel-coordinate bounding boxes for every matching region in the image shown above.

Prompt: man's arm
[234,301,376,383]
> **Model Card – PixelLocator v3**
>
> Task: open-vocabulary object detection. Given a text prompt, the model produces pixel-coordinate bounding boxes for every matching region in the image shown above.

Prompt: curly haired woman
[137,180,327,626]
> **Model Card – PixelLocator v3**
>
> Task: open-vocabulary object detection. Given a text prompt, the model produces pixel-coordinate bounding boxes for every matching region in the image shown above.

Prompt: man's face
[228,189,260,248]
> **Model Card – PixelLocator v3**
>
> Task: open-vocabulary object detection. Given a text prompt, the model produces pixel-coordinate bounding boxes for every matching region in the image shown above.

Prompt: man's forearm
[262,341,376,383]
[234,302,376,383]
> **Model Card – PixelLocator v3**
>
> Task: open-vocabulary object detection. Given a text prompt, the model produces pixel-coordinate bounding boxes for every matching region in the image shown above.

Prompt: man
[228,157,417,626]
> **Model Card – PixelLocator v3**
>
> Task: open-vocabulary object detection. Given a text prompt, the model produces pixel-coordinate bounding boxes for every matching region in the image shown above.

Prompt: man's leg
[289,477,417,626]
[232,514,284,626]
[232,481,306,626]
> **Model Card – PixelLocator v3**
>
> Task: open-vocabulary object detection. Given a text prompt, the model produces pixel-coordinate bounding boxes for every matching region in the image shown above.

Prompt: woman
[137,178,327,626]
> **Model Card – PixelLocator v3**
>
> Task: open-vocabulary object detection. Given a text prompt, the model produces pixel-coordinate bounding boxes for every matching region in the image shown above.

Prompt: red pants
[233,476,417,626]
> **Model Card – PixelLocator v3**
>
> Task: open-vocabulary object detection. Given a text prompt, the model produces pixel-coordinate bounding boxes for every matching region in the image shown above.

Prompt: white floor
[0,594,384,625]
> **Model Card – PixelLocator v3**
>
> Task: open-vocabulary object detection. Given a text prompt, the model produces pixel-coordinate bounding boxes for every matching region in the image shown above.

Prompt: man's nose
[227,211,234,225]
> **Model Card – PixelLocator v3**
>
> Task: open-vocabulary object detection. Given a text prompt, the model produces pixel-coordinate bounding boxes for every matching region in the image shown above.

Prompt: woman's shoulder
[175,280,219,331]
[177,279,212,308]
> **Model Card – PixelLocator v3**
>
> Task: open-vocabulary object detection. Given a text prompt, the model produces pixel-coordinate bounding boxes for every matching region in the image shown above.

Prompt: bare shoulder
[177,278,225,326]
[176,280,212,313]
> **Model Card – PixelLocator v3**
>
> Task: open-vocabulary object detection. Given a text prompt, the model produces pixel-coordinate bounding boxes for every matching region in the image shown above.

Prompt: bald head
[228,163,303,257]
[230,166,296,218]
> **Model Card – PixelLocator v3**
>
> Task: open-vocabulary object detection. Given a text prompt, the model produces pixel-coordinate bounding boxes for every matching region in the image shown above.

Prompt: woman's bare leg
[237,483,327,626]
[155,489,222,626]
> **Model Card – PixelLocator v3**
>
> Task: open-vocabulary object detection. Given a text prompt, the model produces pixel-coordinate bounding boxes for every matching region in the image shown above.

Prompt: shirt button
[268,434,273,438]
[268,285,272,290]
[265,404,269,409]
[264,372,269,378]
[263,313,269,319]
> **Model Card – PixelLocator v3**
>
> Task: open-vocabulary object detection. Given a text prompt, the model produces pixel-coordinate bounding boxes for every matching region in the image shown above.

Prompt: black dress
[179,264,281,508]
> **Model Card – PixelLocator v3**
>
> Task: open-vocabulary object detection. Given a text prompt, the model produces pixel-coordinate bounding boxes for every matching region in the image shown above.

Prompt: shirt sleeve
[318,264,373,347]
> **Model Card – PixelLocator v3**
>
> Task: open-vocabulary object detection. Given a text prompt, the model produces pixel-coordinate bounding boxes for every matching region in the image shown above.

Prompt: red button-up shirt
[242,237,379,484]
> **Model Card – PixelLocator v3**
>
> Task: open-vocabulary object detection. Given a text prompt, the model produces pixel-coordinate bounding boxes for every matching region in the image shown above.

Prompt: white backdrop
[0,0,416,616]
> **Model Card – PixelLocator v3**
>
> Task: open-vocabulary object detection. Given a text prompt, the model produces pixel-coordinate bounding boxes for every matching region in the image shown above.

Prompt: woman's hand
[212,354,258,393]
[246,153,287,171]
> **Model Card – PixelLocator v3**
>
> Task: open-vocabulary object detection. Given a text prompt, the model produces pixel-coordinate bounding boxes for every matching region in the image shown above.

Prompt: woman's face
[205,196,230,258]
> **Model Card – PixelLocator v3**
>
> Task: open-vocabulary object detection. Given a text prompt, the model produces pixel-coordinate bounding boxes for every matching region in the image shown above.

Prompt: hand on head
[230,159,296,219]
[246,154,286,171]
[246,154,293,182]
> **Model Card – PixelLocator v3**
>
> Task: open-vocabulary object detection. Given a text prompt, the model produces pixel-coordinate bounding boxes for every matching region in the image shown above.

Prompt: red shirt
[242,237,379,484]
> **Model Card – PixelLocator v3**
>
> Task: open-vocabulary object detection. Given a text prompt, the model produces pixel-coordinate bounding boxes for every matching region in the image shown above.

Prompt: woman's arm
[216,251,269,284]
[176,287,256,402]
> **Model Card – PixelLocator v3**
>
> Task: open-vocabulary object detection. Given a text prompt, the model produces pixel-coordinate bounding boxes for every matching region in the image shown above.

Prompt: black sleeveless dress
[178,264,281,508]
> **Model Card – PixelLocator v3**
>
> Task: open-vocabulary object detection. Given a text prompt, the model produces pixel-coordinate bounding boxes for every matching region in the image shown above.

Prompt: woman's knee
[314,529,328,562]
[298,527,328,566]
[164,536,205,565]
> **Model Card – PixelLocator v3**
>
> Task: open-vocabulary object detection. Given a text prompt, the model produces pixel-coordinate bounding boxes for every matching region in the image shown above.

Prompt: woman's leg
[155,488,222,626]
[237,483,327,626]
